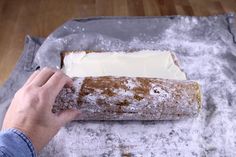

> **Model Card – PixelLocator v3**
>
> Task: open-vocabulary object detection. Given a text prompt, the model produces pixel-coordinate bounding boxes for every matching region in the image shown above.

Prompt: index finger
[43,70,73,98]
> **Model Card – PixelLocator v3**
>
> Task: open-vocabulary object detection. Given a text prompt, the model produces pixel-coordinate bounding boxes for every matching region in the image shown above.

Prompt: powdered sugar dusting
[150,85,171,102]
[54,76,199,121]
[39,15,236,157]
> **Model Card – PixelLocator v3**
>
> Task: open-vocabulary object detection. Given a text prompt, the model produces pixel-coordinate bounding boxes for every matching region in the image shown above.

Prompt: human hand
[2,67,79,152]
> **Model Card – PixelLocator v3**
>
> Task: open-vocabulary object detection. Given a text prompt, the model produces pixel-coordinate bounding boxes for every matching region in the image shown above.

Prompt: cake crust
[53,76,201,120]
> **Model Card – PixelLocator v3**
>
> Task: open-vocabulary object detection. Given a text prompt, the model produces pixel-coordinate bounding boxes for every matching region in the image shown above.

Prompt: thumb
[57,109,80,126]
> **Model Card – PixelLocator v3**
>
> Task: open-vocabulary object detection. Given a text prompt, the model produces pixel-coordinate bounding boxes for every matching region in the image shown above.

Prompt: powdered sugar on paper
[38,15,236,157]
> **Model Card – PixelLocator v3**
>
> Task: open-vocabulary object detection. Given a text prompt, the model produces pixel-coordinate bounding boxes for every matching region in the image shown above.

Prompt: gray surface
[1,13,236,156]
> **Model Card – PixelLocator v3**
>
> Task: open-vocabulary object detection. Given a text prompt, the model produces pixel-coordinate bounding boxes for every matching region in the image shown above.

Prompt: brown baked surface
[54,76,201,120]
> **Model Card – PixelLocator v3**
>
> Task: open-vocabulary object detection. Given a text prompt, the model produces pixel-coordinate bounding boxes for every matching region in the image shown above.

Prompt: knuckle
[24,85,35,92]
[38,89,47,98]
[55,70,64,77]
[32,95,40,104]
[54,71,68,82]
[39,89,51,101]
[27,90,48,106]
[26,93,40,104]
[42,67,49,71]
[57,71,71,81]
[14,89,22,98]
[33,70,39,74]
[42,67,54,73]
[14,86,49,107]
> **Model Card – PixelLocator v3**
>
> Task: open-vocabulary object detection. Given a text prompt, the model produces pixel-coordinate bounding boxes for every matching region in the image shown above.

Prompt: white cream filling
[62,50,186,80]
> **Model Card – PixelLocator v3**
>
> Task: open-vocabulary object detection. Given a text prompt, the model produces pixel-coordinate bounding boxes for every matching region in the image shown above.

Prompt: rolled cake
[53,50,202,120]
